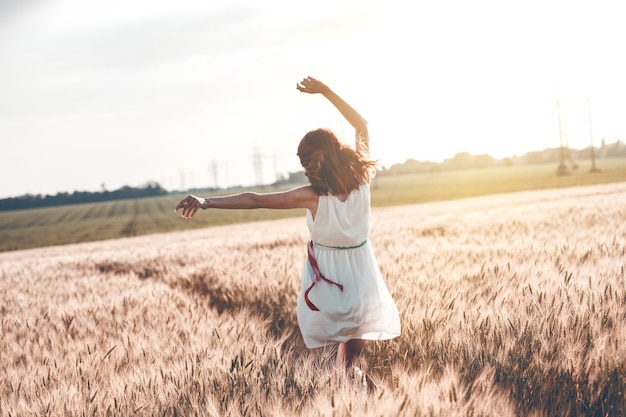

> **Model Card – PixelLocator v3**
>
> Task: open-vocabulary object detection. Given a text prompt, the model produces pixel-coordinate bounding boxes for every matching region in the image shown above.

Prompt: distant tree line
[0,182,167,212]
[273,171,307,187]
[378,139,626,176]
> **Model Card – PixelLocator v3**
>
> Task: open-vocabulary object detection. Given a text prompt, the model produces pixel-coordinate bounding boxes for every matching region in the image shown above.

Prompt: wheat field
[1,183,625,416]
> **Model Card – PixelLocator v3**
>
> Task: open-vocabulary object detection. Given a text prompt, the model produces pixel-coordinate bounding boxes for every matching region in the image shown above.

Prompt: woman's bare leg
[336,339,366,369]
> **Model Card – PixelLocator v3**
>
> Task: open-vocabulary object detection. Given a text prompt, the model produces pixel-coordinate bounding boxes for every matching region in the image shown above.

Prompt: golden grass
[1,183,625,416]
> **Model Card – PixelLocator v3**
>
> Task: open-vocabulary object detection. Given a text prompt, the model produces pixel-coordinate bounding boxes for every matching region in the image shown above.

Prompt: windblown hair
[297,128,377,195]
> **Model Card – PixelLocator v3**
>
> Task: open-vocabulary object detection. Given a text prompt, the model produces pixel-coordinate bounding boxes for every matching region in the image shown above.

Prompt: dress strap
[304,240,344,311]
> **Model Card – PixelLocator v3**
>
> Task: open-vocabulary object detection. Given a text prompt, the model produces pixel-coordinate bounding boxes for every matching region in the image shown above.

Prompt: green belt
[313,239,368,250]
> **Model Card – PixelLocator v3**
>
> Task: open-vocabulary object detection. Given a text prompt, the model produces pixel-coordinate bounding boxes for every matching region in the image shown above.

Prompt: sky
[1,0,625,198]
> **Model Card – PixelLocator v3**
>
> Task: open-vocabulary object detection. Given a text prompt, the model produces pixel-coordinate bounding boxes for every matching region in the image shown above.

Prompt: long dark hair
[297,128,377,195]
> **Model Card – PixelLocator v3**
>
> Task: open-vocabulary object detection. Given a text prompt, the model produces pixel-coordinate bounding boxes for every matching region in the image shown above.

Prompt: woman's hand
[296,76,330,94]
[297,75,369,153]
[175,194,205,218]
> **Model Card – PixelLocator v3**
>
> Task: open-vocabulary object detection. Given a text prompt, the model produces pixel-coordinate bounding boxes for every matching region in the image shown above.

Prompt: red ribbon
[304,240,344,311]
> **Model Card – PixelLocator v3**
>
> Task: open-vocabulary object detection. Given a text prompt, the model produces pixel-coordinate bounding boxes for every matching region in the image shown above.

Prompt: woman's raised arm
[297,77,370,156]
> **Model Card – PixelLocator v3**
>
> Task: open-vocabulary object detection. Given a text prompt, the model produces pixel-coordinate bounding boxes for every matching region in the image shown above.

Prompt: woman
[175,77,401,369]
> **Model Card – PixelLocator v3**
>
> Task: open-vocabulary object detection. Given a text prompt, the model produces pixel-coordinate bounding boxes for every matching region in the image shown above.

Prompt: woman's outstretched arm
[174,185,318,219]
[296,76,370,156]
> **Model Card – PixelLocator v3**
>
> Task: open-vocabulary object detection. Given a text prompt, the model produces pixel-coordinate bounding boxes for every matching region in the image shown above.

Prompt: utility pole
[179,170,186,192]
[252,146,283,186]
[588,98,600,172]
[556,99,568,176]
[210,159,219,189]
[252,146,263,186]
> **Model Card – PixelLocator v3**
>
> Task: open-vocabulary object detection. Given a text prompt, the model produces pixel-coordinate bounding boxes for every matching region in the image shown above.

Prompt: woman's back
[306,184,370,248]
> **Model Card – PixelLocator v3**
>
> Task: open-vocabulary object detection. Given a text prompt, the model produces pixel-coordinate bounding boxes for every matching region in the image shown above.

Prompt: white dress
[296,182,401,348]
